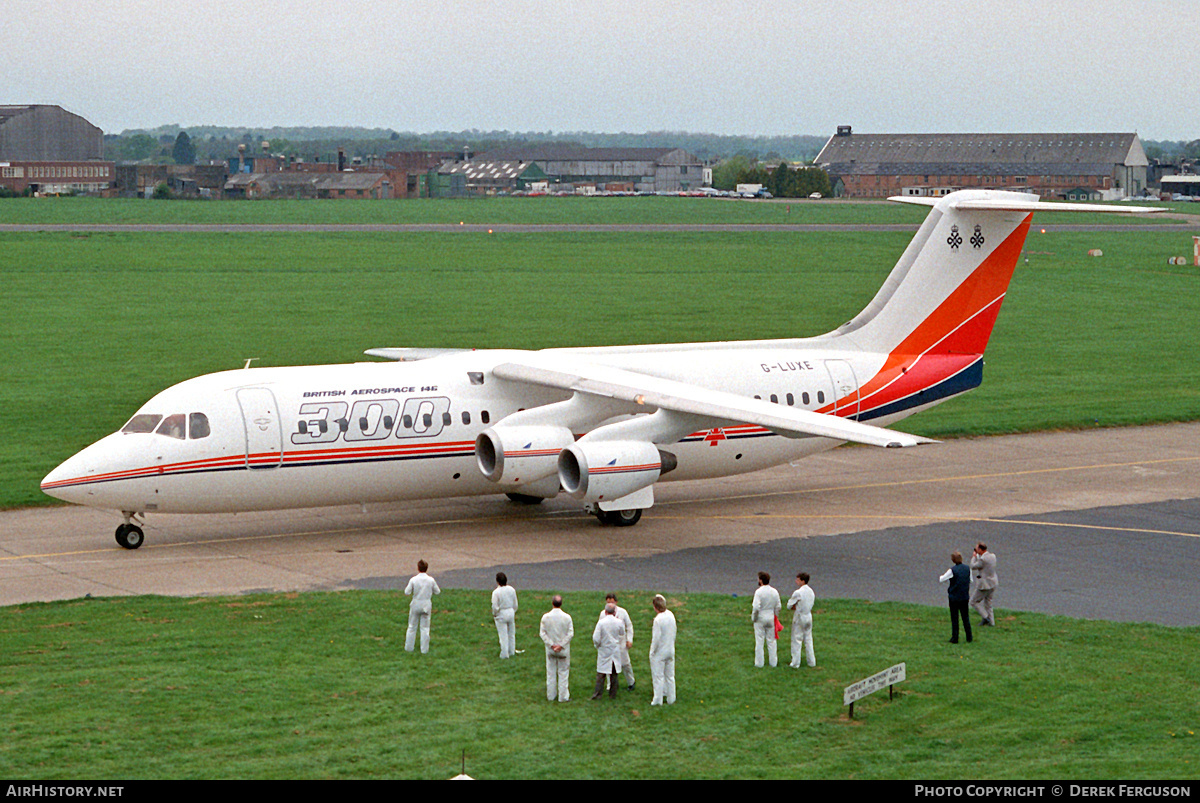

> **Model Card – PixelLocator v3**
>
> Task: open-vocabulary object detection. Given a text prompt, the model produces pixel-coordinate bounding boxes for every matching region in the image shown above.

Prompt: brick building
[815,127,1149,200]
[384,150,460,197]
[115,163,228,197]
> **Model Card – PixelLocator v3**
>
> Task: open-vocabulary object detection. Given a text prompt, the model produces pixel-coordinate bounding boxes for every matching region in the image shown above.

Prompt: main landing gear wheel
[597,508,642,527]
[115,523,145,550]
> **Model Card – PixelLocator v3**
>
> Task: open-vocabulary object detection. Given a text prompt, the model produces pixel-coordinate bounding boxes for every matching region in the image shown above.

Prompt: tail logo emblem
[971,225,985,249]
[947,225,963,250]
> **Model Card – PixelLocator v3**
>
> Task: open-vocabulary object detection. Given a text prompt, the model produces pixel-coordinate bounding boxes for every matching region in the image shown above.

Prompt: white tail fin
[826,190,1161,421]
[836,190,1036,359]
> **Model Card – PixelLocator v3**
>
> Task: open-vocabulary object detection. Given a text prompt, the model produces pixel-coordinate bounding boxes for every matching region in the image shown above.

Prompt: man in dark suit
[939,551,973,643]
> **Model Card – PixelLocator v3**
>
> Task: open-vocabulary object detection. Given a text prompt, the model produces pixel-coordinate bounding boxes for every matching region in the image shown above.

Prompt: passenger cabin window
[156,414,186,440]
[802,392,810,405]
[122,414,162,434]
[189,413,211,439]
[462,412,471,425]
[481,411,490,424]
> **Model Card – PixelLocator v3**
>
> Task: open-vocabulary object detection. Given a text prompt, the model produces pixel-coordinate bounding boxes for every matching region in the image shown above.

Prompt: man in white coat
[597,592,635,691]
[491,571,519,659]
[539,595,573,702]
[591,603,626,700]
[649,594,677,706]
[752,571,782,668]
[404,559,440,654]
[787,572,816,668]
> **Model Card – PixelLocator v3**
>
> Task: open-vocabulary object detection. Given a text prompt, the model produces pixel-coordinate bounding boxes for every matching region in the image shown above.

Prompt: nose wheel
[115,514,145,549]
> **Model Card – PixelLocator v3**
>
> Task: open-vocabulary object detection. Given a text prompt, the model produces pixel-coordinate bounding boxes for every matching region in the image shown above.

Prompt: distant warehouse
[0,104,114,195]
[815,126,1148,200]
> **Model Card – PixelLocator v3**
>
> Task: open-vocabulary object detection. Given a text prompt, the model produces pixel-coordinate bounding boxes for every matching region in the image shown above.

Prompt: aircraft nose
[41,443,106,505]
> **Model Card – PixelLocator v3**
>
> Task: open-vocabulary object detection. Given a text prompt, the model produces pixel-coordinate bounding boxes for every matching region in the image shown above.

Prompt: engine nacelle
[557,440,663,503]
[475,425,575,486]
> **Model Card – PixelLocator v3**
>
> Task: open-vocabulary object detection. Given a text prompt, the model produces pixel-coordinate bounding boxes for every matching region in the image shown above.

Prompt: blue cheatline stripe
[857,359,983,423]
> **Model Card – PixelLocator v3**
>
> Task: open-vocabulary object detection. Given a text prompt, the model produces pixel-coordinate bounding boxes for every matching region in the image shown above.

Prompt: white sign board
[843,662,906,707]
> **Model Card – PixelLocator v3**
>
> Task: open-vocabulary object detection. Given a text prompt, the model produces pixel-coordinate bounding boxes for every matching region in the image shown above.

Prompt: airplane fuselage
[41,344,957,516]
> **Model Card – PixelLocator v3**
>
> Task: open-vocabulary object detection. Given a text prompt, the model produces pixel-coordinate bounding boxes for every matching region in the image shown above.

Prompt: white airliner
[41,190,1159,548]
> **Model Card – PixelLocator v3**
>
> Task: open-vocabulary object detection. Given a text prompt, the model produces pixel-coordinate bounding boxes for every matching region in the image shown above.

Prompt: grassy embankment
[1,590,1196,779]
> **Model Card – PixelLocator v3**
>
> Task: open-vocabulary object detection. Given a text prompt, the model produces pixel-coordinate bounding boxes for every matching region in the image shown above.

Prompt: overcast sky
[5,0,1196,140]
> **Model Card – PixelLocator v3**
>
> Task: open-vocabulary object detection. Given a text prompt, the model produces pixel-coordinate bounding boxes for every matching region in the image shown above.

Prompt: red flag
[774,614,783,639]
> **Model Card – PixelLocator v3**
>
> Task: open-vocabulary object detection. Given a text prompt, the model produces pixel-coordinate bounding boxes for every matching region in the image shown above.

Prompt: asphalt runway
[3,422,1198,626]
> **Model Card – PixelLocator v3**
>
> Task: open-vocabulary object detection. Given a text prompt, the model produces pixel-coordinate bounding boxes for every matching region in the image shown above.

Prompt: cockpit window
[189,413,211,439]
[122,414,162,434]
[155,414,186,440]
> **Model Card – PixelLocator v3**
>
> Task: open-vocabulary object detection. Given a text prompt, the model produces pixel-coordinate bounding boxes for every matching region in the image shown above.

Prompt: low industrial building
[470,146,704,194]
[433,159,548,196]
[816,126,1150,199]
[1161,174,1200,198]
[223,171,391,199]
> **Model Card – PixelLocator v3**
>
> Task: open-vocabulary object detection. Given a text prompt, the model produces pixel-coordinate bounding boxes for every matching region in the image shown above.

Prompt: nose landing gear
[115,512,145,549]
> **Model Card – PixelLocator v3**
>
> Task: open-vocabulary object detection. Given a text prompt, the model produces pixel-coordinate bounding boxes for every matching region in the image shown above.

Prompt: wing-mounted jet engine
[475,424,575,500]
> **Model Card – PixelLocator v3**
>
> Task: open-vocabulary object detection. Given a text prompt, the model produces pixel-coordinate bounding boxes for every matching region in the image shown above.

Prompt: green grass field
[4,223,1200,509]
[3,195,927,225]
[1,590,1195,780]
[0,194,1188,226]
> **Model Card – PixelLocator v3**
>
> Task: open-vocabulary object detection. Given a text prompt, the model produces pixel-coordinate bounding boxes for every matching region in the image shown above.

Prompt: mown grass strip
[0,195,1186,226]
[0,590,1195,779]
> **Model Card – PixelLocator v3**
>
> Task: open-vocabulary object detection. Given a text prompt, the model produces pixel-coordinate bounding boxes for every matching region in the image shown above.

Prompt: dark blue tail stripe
[857,358,984,423]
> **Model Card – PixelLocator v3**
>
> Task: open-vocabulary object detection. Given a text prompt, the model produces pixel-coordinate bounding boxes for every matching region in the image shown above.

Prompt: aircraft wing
[492,358,933,449]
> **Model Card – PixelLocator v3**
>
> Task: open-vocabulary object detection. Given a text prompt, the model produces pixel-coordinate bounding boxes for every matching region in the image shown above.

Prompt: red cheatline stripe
[41,440,478,489]
[588,463,661,475]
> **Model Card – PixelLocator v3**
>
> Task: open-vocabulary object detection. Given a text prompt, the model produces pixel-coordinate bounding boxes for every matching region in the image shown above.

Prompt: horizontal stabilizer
[889,196,1163,214]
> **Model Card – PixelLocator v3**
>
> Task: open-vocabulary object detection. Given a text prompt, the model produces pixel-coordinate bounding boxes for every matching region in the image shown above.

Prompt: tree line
[104,128,830,166]
[711,155,832,197]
